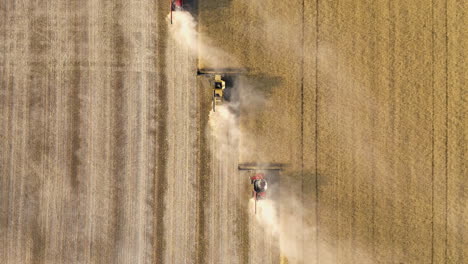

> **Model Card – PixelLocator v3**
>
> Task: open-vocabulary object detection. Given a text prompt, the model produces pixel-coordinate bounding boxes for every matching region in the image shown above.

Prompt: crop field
[0,0,465,263]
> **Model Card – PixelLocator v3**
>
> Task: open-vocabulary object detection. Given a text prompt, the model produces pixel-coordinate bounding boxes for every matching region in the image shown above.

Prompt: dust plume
[167,11,239,68]
[208,77,268,164]
[208,105,240,157]
[253,185,373,264]
[167,11,197,53]
[252,187,313,263]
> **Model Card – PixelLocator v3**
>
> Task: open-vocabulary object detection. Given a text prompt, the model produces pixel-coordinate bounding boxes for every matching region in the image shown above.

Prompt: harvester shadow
[183,0,199,20]
[228,73,283,117]
[197,0,232,12]
[240,73,283,98]
[187,0,233,22]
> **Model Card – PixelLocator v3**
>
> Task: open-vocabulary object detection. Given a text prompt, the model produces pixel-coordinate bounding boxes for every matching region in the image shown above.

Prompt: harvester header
[238,163,285,214]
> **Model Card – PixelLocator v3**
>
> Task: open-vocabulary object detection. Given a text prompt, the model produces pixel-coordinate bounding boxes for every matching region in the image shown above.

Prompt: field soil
[0,0,466,264]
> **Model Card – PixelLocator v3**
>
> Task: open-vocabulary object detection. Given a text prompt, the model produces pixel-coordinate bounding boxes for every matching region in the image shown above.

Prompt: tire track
[196,78,211,264]
[154,2,169,263]
[163,12,199,263]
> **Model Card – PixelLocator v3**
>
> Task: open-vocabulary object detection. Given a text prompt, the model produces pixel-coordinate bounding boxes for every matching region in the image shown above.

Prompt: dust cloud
[253,189,314,263]
[168,8,353,264]
[167,11,197,53]
[208,105,240,157]
[208,78,267,163]
[168,11,238,68]
[254,187,373,263]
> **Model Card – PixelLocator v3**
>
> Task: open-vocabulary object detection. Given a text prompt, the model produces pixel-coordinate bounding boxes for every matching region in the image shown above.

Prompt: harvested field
[0,0,466,264]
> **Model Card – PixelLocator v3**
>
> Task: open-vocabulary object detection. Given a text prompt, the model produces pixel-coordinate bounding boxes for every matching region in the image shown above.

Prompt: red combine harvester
[170,0,184,24]
[239,163,283,214]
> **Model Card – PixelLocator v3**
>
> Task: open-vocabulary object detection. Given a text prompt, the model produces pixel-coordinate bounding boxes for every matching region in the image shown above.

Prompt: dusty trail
[204,105,244,263]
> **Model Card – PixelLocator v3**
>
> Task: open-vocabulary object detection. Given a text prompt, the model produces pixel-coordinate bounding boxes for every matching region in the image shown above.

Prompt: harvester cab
[251,173,267,200]
[213,75,226,110]
[238,163,284,214]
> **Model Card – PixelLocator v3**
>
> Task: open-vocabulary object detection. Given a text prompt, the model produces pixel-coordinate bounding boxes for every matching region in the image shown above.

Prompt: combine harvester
[240,163,290,263]
[170,0,184,24]
[197,68,246,112]
[238,163,284,214]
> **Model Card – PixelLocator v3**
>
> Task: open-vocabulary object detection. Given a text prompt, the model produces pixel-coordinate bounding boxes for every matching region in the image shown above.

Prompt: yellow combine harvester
[212,74,226,112]
[197,68,246,112]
